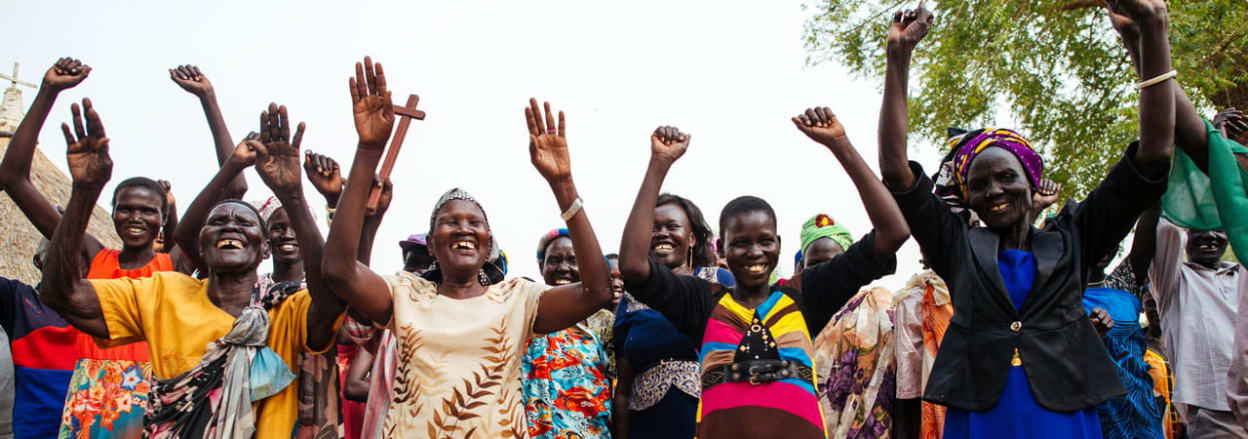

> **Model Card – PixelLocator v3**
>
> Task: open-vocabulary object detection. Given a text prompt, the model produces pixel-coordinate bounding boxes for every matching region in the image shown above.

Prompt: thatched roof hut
[0,85,121,285]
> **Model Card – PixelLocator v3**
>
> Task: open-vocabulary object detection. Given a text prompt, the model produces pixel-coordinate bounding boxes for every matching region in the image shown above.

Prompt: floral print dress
[522,309,615,439]
[815,286,898,438]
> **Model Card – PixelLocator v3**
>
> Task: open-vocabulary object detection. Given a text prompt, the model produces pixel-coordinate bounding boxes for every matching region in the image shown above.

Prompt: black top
[624,231,896,345]
[889,144,1166,411]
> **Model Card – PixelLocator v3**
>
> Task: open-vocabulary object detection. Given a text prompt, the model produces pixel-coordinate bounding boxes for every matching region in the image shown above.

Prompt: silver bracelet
[560,197,584,222]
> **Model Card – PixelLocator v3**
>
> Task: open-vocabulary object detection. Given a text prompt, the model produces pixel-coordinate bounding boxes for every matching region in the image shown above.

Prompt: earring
[688,246,695,270]
[478,268,490,286]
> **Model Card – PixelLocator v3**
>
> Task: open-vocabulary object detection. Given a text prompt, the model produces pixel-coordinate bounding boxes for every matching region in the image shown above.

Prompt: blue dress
[1082,287,1165,439]
[613,292,702,439]
[944,250,1104,439]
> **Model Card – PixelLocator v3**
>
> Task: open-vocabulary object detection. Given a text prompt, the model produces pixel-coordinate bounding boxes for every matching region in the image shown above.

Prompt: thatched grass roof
[0,137,121,285]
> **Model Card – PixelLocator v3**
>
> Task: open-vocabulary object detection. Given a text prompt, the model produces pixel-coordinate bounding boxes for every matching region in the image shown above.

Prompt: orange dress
[60,249,171,438]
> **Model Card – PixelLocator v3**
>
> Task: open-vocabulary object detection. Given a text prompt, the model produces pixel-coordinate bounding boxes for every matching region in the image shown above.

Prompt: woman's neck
[437,273,487,299]
[998,221,1031,251]
[117,245,156,270]
[671,263,694,277]
[271,260,305,283]
[730,282,773,310]
[207,270,259,317]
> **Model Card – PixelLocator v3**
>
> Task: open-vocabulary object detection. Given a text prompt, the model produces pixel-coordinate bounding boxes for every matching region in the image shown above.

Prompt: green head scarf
[800,213,853,258]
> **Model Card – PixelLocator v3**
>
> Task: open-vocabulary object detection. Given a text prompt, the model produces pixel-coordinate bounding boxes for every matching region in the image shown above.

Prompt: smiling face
[112,186,164,250]
[540,236,579,286]
[802,237,845,270]
[266,208,301,265]
[606,256,625,296]
[719,210,780,289]
[651,203,695,270]
[427,199,491,279]
[965,147,1033,232]
[1186,229,1229,268]
[198,202,269,274]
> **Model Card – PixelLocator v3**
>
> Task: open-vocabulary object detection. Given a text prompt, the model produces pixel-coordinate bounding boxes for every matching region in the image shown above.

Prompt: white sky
[3,0,945,289]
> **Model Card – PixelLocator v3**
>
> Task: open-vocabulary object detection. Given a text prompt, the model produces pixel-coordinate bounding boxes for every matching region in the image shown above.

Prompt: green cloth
[800,213,853,256]
[1161,120,1248,261]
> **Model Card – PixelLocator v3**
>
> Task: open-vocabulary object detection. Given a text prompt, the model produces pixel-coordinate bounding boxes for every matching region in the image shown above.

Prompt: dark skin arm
[172,133,260,271]
[0,59,105,259]
[618,126,691,286]
[1127,203,1161,282]
[1090,307,1114,337]
[170,65,247,198]
[1211,109,1248,170]
[322,57,399,324]
[157,180,178,254]
[525,98,613,333]
[358,178,391,266]
[253,103,343,352]
[304,150,345,210]
[611,357,634,438]
[1112,0,1175,178]
[877,6,933,190]
[344,342,374,402]
[793,106,910,254]
[40,98,114,339]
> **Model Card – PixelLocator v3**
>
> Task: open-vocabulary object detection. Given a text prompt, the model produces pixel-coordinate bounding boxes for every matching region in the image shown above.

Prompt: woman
[321,57,612,437]
[612,193,729,439]
[523,229,615,438]
[877,2,1175,438]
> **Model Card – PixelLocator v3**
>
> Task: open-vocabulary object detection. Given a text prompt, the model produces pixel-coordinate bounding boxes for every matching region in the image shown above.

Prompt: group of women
[1,0,1241,438]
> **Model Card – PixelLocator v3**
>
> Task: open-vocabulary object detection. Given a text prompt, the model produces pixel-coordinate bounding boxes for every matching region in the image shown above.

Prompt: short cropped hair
[718,195,777,236]
[112,177,168,216]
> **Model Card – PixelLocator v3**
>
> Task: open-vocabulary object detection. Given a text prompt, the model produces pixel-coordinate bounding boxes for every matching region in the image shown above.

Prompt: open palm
[350,57,395,148]
[526,98,572,183]
[61,99,112,187]
[256,103,306,193]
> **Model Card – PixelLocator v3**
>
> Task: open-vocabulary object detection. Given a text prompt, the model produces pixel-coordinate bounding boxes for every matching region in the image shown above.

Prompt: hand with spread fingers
[792,106,849,150]
[349,56,395,149]
[44,57,91,92]
[255,103,307,194]
[304,150,346,206]
[526,98,574,184]
[61,98,112,189]
[886,3,934,55]
[649,125,691,165]
[169,64,214,97]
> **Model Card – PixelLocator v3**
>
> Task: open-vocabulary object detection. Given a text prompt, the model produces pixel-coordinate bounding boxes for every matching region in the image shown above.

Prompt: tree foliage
[803,0,1248,201]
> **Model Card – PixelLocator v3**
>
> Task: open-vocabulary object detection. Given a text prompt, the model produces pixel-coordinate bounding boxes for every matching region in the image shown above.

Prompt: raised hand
[169,65,214,97]
[649,125,691,165]
[158,179,177,212]
[886,4,934,54]
[1032,179,1061,211]
[226,132,262,170]
[43,57,91,92]
[60,98,111,189]
[1105,3,1140,43]
[1214,108,1248,142]
[349,56,394,149]
[366,176,393,221]
[526,98,573,184]
[792,107,849,150]
[304,150,346,205]
[1108,0,1168,23]
[255,103,306,194]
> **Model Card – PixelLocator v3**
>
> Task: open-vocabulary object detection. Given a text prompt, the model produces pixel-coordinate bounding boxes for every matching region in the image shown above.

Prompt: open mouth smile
[216,239,244,250]
[744,264,767,274]
[989,202,1010,213]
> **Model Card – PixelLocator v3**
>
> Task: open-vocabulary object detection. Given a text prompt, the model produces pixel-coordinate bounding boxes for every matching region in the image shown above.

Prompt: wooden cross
[368,94,426,210]
[0,62,37,90]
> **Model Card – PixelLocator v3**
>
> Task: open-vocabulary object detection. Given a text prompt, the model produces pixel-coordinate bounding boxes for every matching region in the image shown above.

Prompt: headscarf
[939,128,1043,203]
[251,196,283,223]
[800,213,853,257]
[536,228,571,266]
[422,188,506,284]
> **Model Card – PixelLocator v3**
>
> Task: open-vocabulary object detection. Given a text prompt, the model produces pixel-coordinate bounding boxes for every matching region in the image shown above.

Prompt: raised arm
[253,103,343,351]
[617,126,691,286]
[156,180,178,253]
[322,57,396,325]
[303,150,346,211]
[526,99,612,333]
[0,59,104,257]
[1128,203,1162,285]
[793,106,909,254]
[172,133,260,271]
[1106,6,1208,171]
[40,99,113,338]
[358,178,391,266]
[878,6,932,190]
[1115,0,1175,178]
[170,65,247,198]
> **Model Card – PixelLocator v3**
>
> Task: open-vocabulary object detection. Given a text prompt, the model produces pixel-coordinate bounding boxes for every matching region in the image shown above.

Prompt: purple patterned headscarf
[940,128,1043,202]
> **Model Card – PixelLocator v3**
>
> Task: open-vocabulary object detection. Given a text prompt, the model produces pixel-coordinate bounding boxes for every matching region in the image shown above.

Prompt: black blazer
[888,145,1167,411]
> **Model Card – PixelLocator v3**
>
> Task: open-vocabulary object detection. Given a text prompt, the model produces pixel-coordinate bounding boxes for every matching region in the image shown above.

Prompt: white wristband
[560,197,583,222]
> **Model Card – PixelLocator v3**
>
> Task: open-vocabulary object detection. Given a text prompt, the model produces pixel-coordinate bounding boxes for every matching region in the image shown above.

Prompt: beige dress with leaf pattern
[381,273,546,439]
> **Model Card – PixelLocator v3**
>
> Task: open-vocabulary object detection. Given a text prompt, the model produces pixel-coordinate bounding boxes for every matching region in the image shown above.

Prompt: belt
[701,359,812,388]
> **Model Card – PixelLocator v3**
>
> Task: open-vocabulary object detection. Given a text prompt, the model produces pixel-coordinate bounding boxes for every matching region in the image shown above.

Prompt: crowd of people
[1,1,1247,438]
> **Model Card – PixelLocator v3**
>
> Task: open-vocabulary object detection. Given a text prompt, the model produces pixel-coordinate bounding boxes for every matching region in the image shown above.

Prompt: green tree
[804,0,1247,201]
